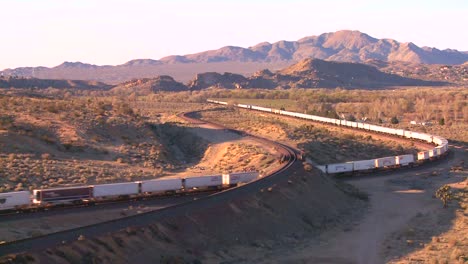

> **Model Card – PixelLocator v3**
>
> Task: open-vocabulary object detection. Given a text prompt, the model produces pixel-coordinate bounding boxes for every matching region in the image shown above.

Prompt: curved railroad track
[0,111,300,256]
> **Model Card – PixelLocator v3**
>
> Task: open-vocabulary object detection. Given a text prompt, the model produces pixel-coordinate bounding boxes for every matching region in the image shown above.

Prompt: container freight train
[207,99,449,174]
[0,172,259,212]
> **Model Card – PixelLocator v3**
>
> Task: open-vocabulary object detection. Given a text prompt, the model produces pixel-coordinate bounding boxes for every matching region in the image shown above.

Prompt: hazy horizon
[1,0,467,70]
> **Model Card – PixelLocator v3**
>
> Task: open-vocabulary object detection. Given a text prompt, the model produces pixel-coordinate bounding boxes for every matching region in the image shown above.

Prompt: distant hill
[245,58,447,89]
[0,76,111,90]
[111,76,187,94]
[1,30,467,84]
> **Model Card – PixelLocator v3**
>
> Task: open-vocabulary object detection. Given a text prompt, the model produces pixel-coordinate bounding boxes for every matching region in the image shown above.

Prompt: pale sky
[1,0,466,70]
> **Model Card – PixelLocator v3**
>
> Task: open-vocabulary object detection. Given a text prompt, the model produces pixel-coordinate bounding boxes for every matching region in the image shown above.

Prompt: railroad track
[0,111,299,256]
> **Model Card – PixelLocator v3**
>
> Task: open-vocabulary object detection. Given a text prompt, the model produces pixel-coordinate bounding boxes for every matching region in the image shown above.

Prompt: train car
[321,117,335,124]
[33,186,93,204]
[357,122,365,129]
[375,156,397,168]
[237,104,251,109]
[250,105,272,112]
[432,136,445,145]
[395,154,415,166]
[394,129,405,137]
[0,191,31,210]
[417,151,430,161]
[412,132,433,143]
[141,178,183,193]
[279,110,295,117]
[368,124,383,133]
[325,163,354,174]
[207,99,228,105]
[346,121,358,128]
[93,182,139,198]
[352,159,376,171]
[428,148,438,158]
[184,174,224,189]
[434,146,444,156]
[403,130,412,139]
[229,172,259,185]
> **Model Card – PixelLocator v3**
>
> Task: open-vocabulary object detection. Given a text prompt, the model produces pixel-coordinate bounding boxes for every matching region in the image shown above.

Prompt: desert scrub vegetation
[210,143,275,173]
[198,108,419,164]
[385,178,468,264]
[0,91,210,191]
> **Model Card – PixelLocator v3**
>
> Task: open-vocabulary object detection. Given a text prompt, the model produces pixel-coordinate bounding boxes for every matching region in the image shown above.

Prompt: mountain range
[0,58,452,92]
[1,30,467,84]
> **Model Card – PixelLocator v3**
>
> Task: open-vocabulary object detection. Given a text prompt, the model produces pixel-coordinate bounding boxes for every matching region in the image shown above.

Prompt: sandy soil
[255,144,467,264]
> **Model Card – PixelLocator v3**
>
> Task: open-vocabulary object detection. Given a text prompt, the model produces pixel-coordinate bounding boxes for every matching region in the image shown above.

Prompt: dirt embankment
[9,167,367,263]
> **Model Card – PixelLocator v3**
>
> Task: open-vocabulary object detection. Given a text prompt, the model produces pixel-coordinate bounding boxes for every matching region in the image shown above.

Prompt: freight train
[0,172,259,212]
[207,99,449,174]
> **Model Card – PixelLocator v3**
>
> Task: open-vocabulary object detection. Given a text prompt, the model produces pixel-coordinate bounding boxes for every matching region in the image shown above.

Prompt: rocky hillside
[111,76,187,94]
[1,30,466,83]
[246,58,448,89]
[366,59,467,84]
[185,59,447,89]
[187,72,248,90]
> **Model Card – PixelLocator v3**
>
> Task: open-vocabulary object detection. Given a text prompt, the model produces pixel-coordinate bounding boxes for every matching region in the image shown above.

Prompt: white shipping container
[316,165,327,173]
[433,136,443,145]
[0,191,30,210]
[375,156,396,168]
[184,175,223,188]
[229,172,259,184]
[428,148,438,158]
[352,159,376,171]
[395,129,405,137]
[403,130,412,139]
[141,178,182,193]
[368,124,382,133]
[418,151,430,160]
[251,106,272,112]
[326,163,354,173]
[93,182,139,197]
[237,104,250,109]
[420,133,433,143]
[396,154,414,165]
[281,110,297,117]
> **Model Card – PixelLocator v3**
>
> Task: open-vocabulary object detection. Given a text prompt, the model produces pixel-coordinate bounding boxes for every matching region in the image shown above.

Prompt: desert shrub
[439,118,445,125]
[435,185,453,208]
[0,115,14,129]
